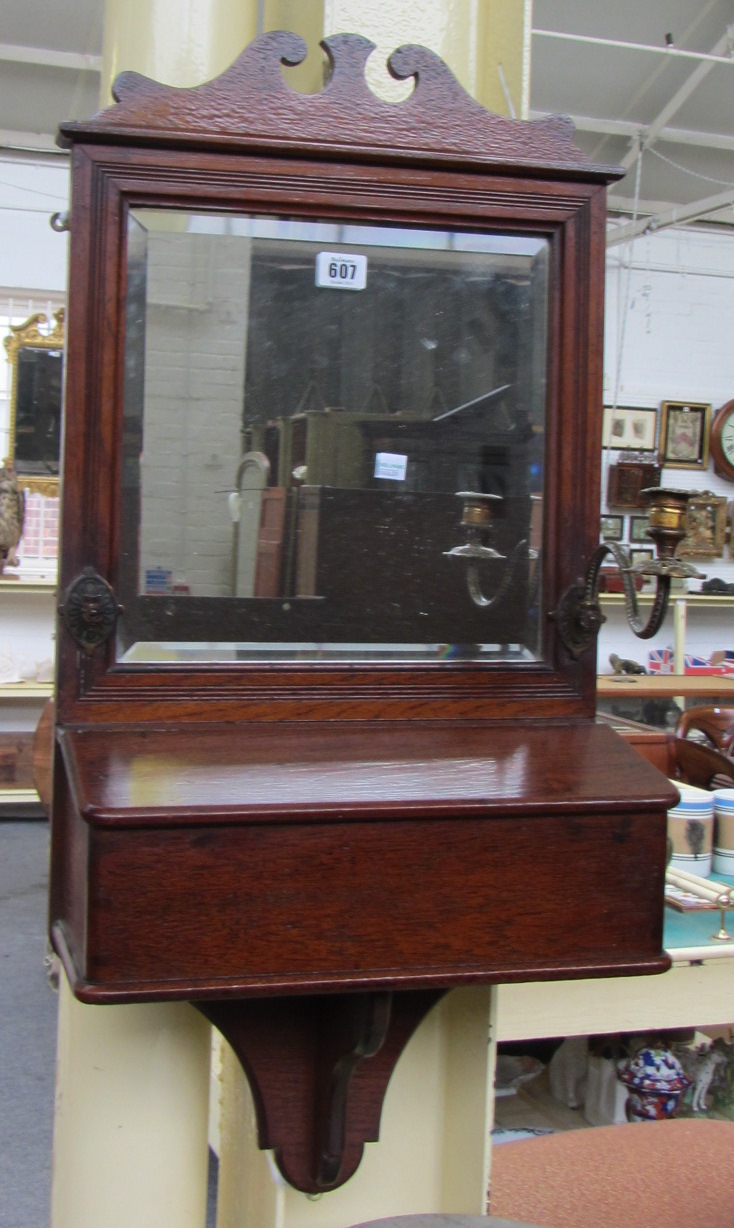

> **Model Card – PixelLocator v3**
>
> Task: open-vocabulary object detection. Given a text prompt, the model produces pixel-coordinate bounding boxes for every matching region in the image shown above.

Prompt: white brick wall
[139,232,251,597]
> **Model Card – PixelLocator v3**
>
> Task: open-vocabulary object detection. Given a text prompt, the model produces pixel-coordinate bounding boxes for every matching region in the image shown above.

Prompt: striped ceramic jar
[667,781,714,877]
[712,787,734,876]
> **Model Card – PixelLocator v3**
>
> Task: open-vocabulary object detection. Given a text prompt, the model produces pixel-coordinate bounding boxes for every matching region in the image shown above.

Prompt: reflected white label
[315,251,367,290]
[374,452,408,481]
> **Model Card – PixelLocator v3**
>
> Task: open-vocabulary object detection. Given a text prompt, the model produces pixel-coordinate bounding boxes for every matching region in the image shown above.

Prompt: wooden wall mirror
[50,32,678,1195]
[3,310,64,495]
[51,27,614,724]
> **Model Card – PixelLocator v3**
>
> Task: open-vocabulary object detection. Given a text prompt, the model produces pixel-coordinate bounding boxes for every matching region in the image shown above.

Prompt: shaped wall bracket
[198,989,444,1193]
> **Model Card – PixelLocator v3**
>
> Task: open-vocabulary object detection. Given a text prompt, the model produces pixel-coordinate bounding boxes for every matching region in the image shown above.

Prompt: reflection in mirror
[3,311,64,496]
[119,211,548,663]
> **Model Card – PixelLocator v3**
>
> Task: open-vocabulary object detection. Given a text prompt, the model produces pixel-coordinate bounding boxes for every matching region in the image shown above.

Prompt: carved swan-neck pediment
[59,30,616,180]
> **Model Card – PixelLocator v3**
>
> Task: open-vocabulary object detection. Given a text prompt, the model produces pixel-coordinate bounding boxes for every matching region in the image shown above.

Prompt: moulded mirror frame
[54,31,621,727]
[3,310,65,496]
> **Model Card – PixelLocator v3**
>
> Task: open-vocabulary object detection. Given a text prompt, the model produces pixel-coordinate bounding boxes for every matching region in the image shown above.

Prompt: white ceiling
[1,0,734,235]
[531,0,734,237]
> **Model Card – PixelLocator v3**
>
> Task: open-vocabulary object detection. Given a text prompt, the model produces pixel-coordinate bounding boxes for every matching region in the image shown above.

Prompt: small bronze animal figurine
[609,652,647,675]
[0,462,25,574]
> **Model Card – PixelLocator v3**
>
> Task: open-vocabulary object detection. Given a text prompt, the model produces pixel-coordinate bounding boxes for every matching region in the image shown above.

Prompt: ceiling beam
[532,26,734,68]
[530,110,734,153]
[0,42,102,73]
[607,186,734,244]
[620,27,734,171]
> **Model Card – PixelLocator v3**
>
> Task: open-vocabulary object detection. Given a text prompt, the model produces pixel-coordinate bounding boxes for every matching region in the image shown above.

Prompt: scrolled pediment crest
[3,309,65,361]
[58,31,611,177]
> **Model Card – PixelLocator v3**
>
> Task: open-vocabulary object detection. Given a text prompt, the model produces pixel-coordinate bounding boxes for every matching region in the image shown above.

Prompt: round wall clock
[710,399,734,481]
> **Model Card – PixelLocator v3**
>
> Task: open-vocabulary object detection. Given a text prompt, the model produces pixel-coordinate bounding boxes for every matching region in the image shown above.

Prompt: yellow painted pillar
[53,7,265,1228]
[260,1,327,94]
[99,0,257,101]
[51,973,212,1228]
[53,4,265,1224]
[215,988,495,1228]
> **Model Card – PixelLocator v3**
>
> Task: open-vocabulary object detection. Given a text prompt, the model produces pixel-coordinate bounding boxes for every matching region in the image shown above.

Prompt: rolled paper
[666,869,731,905]
[667,865,728,891]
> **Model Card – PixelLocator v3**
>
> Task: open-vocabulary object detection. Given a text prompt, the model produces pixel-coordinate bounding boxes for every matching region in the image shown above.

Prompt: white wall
[0,154,69,294]
[140,229,250,597]
[0,155,69,469]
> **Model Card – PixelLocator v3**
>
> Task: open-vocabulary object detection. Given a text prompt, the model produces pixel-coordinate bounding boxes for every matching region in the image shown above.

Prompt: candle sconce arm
[552,488,705,660]
[464,539,531,609]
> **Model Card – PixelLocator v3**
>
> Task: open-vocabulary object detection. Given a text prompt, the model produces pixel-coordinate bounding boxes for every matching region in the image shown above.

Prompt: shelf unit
[0,682,53,699]
[0,577,55,810]
[491,899,734,1146]
[0,576,56,591]
[598,674,734,700]
[600,591,734,673]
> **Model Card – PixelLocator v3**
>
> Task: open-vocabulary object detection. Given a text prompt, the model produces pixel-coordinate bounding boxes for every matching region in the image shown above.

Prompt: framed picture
[602,405,657,451]
[659,401,711,468]
[629,514,651,544]
[606,460,662,509]
[679,491,728,559]
[600,514,624,542]
[629,547,654,588]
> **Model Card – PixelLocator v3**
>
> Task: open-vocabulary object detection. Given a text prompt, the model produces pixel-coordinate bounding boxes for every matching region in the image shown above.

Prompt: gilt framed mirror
[3,310,64,496]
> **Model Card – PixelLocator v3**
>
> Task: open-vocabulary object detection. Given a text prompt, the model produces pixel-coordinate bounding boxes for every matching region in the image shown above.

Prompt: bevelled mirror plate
[119,209,548,664]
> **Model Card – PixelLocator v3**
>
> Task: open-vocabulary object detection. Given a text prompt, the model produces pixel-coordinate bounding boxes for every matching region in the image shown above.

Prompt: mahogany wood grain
[50,720,675,1001]
[672,738,734,790]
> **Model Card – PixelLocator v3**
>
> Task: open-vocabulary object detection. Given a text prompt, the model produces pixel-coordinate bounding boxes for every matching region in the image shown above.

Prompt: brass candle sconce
[444,491,533,610]
[554,487,705,659]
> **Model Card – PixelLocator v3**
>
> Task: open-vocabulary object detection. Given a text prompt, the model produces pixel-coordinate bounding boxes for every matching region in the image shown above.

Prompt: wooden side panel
[49,750,90,983]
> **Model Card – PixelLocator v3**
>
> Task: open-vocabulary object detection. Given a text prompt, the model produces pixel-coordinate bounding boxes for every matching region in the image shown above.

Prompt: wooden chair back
[672,735,734,790]
[676,706,734,757]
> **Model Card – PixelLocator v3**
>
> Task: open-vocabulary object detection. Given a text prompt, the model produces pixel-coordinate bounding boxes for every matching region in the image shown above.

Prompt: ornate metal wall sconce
[554,488,705,659]
[444,491,532,609]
